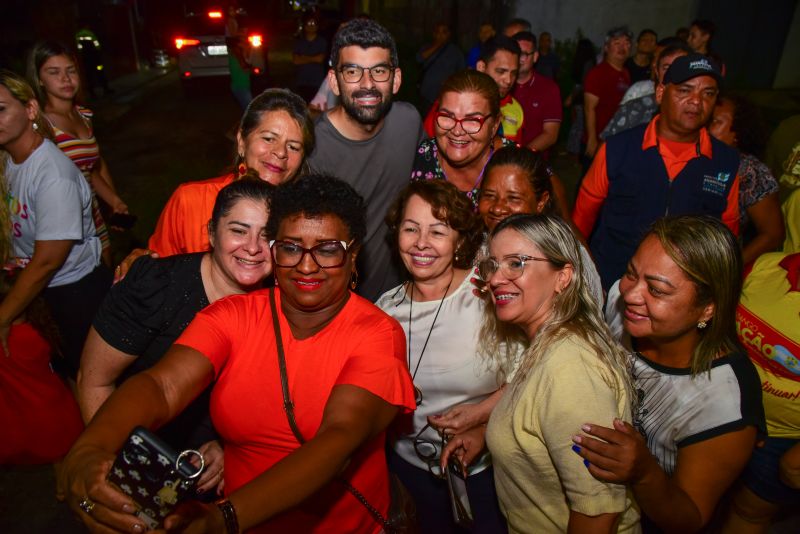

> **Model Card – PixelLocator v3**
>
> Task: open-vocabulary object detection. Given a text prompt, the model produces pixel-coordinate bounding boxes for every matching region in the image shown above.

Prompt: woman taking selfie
[60,174,415,533]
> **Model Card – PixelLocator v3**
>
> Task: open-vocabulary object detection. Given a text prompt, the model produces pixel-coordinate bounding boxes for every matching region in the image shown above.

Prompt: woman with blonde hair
[444,214,640,533]
[0,69,107,380]
[577,215,764,532]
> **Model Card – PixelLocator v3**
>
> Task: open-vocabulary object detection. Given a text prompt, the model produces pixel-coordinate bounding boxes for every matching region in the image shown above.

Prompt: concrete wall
[773,3,800,89]
[511,0,699,45]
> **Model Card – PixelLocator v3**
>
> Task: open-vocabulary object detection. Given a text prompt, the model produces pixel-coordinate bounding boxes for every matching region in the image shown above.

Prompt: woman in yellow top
[444,214,639,533]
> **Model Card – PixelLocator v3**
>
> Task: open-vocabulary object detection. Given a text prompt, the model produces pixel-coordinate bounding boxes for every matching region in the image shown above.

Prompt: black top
[93,252,215,450]
[624,57,651,84]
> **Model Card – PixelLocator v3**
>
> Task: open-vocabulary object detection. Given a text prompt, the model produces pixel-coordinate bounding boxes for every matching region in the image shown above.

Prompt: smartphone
[107,427,204,529]
[445,460,474,528]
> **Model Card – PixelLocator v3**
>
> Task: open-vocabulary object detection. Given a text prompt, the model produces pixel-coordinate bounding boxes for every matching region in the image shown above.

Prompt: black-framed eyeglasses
[435,112,491,134]
[478,255,551,281]
[338,63,394,83]
[269,239,353,269]
[413,423,446,479]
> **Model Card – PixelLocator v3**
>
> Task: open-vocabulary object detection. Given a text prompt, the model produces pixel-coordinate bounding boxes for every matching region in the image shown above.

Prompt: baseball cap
[663,53,722,85]
[605,26,633,42]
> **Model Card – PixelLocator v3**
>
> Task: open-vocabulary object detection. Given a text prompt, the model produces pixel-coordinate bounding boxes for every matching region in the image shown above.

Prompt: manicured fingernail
[132,524,144,533]
[123,503,135,513]
[583,459,590,468]
[571,445,581,454]
[581,424,591,432]
[572,435,582,444]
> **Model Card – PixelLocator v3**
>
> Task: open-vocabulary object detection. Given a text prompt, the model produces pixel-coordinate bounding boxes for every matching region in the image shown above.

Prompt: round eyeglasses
[477,255,551,281]
[435,112,491,134]
[338,64,394,83]
[269,240,353,269]
[413,423,447,479]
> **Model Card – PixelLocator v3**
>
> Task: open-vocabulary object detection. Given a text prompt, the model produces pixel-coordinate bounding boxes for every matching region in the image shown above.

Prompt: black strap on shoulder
[268,288,392,530]
[269,287,306,444]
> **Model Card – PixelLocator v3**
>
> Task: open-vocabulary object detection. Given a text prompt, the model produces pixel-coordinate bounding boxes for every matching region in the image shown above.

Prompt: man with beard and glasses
[308,19,423,301]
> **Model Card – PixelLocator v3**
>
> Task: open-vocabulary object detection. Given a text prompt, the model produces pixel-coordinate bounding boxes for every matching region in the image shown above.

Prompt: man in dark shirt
[417,22,465,115]
[625,29,657,84]
[535,31,560,79]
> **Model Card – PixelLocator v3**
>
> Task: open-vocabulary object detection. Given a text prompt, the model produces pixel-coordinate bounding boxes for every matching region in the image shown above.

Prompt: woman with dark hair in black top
[77,178,273,495]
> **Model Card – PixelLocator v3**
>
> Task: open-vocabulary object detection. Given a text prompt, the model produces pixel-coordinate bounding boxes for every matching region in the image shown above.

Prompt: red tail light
[248,34,263,47]
[175,38,200,50]
[208,10,223,19]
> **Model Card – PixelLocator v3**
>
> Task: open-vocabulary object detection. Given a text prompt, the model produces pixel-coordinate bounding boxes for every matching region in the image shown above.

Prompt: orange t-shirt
[148,174,235,256]
[573,117,739,239]
[176,289,416,533]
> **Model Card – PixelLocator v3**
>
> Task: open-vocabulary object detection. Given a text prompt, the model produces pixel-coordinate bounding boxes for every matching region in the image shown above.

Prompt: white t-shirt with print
[5,139,100,287]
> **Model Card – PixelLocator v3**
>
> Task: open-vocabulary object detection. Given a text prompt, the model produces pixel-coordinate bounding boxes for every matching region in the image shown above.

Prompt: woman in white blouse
[376,179,506,533]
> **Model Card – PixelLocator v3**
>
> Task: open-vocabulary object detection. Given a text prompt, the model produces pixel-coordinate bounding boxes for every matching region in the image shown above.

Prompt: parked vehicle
[174,5,268,90]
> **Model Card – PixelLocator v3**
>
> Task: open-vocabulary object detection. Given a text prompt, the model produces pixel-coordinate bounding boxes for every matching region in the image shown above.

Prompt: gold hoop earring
[350,270,359,290]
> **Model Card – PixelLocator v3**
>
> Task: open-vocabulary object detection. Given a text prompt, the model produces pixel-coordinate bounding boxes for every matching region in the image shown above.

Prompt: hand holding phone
[107,427,204,530]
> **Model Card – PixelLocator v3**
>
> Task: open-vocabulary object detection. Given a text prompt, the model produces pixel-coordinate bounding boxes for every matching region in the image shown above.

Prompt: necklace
[406,275,454,406]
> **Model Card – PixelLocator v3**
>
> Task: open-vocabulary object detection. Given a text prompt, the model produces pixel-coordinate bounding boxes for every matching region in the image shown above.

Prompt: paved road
[95,72,243,260]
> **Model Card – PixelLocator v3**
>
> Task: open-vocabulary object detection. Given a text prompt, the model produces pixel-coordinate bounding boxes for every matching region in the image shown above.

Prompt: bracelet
[215,498,240,534]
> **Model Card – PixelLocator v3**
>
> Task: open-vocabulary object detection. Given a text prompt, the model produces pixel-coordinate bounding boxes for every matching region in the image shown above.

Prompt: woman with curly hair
[709,94,784,263]
[377,179,507,532]
[60,174,415,534]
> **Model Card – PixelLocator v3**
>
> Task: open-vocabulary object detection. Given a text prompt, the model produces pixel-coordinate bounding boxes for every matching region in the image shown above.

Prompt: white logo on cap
[689,59,713,71]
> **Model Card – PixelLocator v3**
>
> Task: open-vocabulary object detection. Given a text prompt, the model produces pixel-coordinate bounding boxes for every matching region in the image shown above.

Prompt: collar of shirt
[642,114,713,158]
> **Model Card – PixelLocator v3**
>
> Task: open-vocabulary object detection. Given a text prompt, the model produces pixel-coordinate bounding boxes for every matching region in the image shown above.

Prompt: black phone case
[107,426,203,529]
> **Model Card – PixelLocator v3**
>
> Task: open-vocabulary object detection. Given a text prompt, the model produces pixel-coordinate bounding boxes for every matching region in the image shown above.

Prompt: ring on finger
[79,497,95,515]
